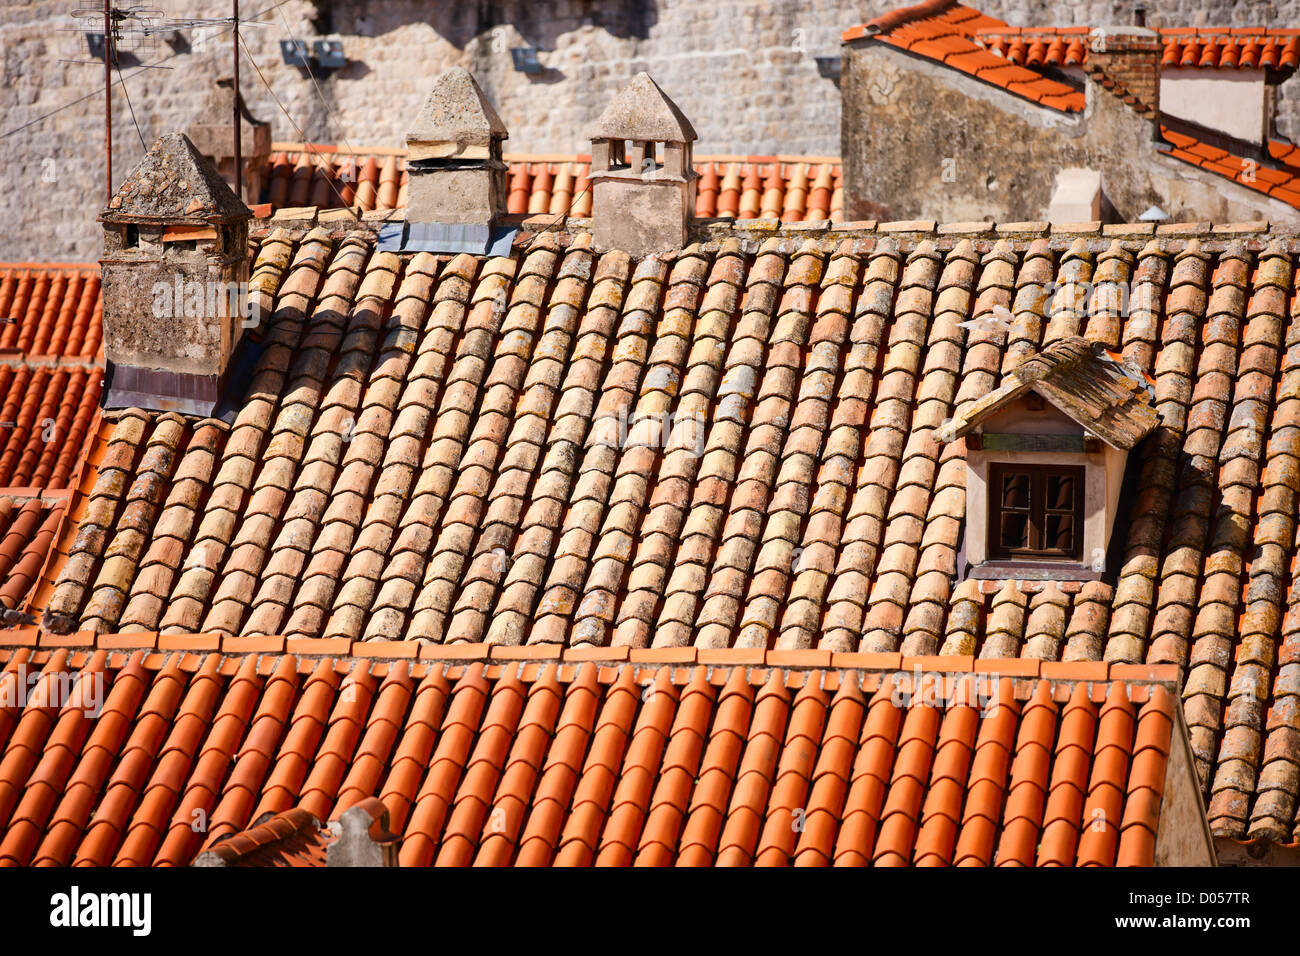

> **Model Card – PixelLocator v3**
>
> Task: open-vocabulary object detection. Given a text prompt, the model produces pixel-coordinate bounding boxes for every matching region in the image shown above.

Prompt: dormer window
[939,336,1159,581]
[989,463,1085,560]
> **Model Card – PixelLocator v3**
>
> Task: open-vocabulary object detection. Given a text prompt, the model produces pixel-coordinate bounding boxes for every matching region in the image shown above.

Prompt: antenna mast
[70,2,267,204]
[233,0,241,199]
[103,0,112,201]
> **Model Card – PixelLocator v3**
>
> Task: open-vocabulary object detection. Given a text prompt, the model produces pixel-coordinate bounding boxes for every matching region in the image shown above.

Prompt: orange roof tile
[261,149,844,224]
[843,1,1085,112]
[194,806,329,866]
[0,264,103,361]
[191,796,397,866]
[0,363,102,489]
[1161,126,1300,211]
[0,496,65,615]
[0,638,1185,866]
[971,27,1300,73]
[24,222,1300,851]
[0,261,106,637]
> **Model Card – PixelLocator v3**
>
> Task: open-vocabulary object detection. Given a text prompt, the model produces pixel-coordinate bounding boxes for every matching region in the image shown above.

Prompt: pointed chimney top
[587,72,697,143]
[102,132,250,224]
[406,67,508,150]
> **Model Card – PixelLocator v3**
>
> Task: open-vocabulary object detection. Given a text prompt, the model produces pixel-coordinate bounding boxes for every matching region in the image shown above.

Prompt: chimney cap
[587,72,697,143]
[406,67,508,148]
[101,132,251,225]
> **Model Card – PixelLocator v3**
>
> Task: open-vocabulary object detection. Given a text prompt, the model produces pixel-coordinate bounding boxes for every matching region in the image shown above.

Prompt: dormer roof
[939,335,1159,450]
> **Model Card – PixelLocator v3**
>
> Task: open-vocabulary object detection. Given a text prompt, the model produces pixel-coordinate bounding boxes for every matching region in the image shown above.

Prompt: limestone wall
[3,0,1298,260]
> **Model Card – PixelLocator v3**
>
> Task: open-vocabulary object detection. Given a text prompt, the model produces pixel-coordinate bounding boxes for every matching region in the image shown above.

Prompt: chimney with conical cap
[404,67,509,226]
[587,72,698,257]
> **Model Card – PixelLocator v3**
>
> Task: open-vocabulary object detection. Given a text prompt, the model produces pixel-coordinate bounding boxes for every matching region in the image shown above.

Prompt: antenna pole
[233,0,242,201]
[103,0,112,201]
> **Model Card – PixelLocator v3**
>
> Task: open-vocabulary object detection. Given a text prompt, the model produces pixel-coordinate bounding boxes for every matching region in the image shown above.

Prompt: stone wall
[842,40,1300,224]
[3,0,1299,261]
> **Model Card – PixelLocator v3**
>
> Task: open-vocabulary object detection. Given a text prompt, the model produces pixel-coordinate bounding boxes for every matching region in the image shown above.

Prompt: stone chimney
[1085,26,1161,119]
[99,132,252,417]
[187,76,271,206]
[587,72,698,257]
[405,67,508,226]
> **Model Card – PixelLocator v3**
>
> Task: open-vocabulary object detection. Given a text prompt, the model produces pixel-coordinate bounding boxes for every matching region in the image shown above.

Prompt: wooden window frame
[988,462,1086,561]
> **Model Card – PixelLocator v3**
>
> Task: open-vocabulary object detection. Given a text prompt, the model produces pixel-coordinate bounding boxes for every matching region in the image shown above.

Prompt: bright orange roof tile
[844,1,1083,112]
[971,26,1300,73]
[0,639,1188,866]
[0,496,65,616]
[0,364,102,490]
[26,221,1300,856]
[0,264,102,361]
[1161,125,1300,211]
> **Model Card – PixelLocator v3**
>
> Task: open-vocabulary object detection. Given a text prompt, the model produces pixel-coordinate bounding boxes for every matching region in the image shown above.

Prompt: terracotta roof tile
[0,363,102,489]
[844,2,1084,113]
[0,496,66,614]
[263,148,843,224]
[23,220,1300,851]
[972,27,1300,74]
[1,646,1178,865]
[1157,128,1300,212]
[0,264,103,361]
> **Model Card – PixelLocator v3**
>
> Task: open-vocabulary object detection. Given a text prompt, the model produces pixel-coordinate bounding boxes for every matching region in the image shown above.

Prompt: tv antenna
[67,1,268,202]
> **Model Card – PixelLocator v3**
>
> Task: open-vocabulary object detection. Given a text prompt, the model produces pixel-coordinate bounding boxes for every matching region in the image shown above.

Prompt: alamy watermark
[49,887,151,936]
[889,666,1001,716]
[151,277,263,328]
[0,662,103,717]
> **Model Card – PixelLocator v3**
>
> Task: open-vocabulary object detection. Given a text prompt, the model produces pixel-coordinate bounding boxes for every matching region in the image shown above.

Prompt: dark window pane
[1046,474,1076,511]
[1001,513,1029,549]
[1002,473,1031,509]
[1045,514,1074,551]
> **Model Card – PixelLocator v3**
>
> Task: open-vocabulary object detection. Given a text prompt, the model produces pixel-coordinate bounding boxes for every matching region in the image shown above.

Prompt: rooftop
[977,26,1300,72]
[0,635,1197,867]
[260,146,845,224]
[15,215,1300,856]
[8,14,1300,868]
[0,262,106,619]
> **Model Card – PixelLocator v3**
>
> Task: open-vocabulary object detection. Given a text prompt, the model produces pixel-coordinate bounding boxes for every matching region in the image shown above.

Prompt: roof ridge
[0,628,1185,686]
